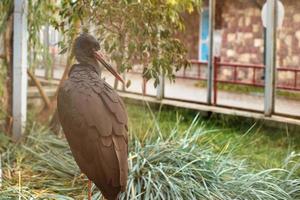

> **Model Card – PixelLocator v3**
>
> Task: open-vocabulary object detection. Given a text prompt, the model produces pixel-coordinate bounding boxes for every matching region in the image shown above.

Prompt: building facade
[182,0,300,68]
[178,0,300,84]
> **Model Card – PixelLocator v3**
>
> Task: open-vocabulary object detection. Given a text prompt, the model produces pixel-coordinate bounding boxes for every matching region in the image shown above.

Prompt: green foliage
[0,0,202,85]
[0,0,59,75]
[27,0,58,49]
[0,0,13,33]
[0,0,57,50]
[53,0,202,85]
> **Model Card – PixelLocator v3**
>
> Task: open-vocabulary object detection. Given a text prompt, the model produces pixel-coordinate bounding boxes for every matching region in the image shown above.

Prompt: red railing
[173,58,300,105]
[130,58,300,105]
[177,58,300,92]
[176,60,207,81]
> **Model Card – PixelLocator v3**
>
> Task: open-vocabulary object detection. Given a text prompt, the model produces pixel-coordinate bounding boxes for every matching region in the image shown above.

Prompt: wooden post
[142,78,147,95]
[264,0,277,116]
[207,0,215,105]
[12,0,28,141]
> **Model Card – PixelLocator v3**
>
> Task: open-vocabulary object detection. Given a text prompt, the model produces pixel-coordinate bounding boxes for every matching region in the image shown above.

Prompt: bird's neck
[78,57,102,77]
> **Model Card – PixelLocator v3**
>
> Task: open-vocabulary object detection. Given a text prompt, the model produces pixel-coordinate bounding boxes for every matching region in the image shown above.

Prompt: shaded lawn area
[127,102,300,170]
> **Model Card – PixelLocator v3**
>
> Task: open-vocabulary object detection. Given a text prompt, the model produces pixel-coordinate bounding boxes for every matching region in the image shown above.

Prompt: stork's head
[73,33,124,83]
[74,33,100,64]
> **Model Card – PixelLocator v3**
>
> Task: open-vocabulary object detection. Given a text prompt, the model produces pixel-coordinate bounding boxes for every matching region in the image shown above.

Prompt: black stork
[57,33,128,200]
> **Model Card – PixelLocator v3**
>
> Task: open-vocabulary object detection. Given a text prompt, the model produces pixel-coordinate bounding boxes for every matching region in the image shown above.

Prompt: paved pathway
[35,68,300,117]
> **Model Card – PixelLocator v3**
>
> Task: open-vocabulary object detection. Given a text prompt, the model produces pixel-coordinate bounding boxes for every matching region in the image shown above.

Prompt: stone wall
[220,0,300,69]
[180,0,300,68]
[220,0,263,64]
[277,0,300,68]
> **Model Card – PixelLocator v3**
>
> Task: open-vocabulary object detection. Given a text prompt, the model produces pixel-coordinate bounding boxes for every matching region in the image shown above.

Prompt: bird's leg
[88,179,92,200]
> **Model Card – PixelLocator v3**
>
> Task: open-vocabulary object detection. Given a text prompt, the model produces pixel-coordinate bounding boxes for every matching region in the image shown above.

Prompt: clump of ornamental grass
[0,114,299,200]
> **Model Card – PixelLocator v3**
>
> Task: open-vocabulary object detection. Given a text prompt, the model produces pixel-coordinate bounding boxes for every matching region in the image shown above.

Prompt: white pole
[264,0,277,116]
[12,0,28,141]
[156,74,165,100]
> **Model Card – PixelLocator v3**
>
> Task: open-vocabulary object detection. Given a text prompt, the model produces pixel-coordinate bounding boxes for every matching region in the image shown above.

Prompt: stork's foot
[88,180,92,200]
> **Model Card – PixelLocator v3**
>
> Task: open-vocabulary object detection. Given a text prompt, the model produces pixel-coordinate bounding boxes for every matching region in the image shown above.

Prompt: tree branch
[27,69,51,109]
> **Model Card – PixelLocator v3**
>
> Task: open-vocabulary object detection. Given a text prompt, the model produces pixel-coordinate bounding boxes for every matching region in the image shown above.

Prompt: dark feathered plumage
[57,33,128,200]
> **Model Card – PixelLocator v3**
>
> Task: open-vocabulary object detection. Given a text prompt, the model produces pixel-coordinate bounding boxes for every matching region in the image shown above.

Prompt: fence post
[142,78,147,95]
[12,0,28,141]
[264,0,277,116]
[207,0,215,105]
[156,74,165,100]
[213,56,220,105]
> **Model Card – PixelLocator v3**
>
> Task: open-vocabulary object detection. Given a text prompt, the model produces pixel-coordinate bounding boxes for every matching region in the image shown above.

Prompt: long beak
[94,51,124,84]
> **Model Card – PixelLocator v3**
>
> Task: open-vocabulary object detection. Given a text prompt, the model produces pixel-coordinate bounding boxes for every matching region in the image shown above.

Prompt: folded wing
[57,79,128,199]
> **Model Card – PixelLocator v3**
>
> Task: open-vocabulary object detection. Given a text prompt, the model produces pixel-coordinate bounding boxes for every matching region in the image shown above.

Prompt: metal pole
[207,0,215,105]
[264,0,277,116]
[263,28,267,66]
[12,0,28,141]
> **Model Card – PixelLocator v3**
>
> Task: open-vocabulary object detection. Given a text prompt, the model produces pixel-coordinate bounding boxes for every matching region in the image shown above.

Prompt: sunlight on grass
[127,102,300,169]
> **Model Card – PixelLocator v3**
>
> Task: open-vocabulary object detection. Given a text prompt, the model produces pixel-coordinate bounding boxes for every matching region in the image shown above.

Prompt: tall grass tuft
[0,115,299,199]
